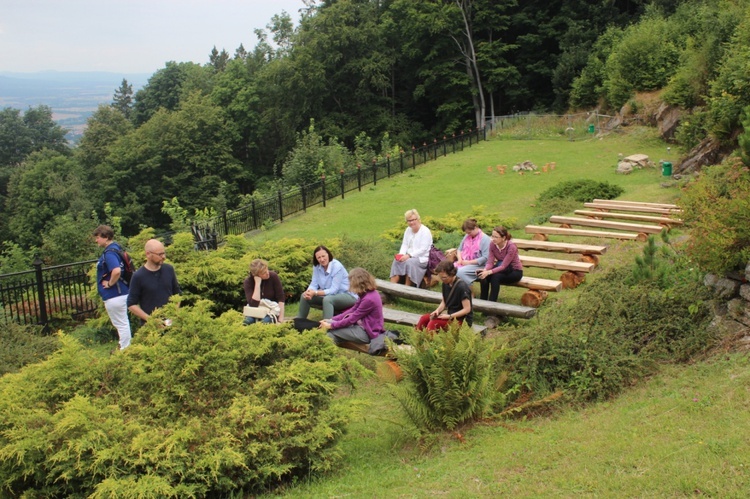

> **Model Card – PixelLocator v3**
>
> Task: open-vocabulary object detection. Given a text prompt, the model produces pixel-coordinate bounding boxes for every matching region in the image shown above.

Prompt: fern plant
[393,324,510,433]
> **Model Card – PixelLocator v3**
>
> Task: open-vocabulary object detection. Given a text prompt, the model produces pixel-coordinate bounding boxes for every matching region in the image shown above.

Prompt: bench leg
[561,271,586,289]
[578,254,599,266]
[521,290,548,308]
[377,359,403,383]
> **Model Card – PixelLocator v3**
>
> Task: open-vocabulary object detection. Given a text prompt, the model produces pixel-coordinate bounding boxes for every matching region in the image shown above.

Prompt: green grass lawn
[268,354,750,497]
[251,127,679,243]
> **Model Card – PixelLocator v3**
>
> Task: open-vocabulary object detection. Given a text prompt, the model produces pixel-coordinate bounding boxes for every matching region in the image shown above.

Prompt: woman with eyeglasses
[477,226,523,302]
[415,259,473,332]
[389,209,433,287]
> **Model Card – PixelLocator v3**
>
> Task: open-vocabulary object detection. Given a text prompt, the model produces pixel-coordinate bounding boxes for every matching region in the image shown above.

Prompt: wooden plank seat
[583,202,682,216]
[525,224,647,242]
[375,278,539,317]
[548,215,664,235]
[593,198,680,209]
[519,255,594,289]
[514,238,607,266]
[382,307,488,334]
[574,210,683,228]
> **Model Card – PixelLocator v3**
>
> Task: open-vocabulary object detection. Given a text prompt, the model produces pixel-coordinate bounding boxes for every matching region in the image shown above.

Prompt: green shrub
[393,324,511,433]
[0,301,352,496]
[501,263,714,402]
[674,110,708,152]
[0,323,60,376]
[681,157,750,273]
[537,179,624,204]
[337,235,392,280]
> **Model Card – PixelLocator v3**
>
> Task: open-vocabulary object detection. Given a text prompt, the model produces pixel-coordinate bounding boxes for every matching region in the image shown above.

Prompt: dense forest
[1,0,749,268]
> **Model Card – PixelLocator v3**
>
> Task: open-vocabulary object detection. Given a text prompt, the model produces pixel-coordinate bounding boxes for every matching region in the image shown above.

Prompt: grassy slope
[251,127,678,243]
[249,128,748,497]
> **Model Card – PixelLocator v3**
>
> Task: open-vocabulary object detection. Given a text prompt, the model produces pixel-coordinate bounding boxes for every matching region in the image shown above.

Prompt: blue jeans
[243,314,274,325]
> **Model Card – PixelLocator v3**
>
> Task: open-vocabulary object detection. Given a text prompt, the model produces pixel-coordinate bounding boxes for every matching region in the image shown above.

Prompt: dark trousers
[479,268,523,302]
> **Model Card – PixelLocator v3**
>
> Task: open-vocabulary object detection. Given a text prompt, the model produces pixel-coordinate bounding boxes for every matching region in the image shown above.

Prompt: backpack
[105,247,135,286]
[427,245,445,275]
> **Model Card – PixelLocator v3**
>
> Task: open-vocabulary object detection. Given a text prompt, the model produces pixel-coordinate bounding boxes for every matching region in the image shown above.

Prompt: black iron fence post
[33,258,49,330]
[452,133,456,153]
[433,138,438,160]
[399,150,404,173]
[340,170,345,199]
[357,164,362,191]
[251,199,258,230]
[372,158,377,186]
[302,185,307,211]
[278,191,284,222]
[422,142,427,164]
[443,136,447,156]
[222,211,229,236]
[386,154,391,177]
[411,146,416,169]
[321,175,327,207]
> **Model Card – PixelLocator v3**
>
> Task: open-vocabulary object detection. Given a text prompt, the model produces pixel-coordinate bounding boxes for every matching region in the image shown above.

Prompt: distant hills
[0,71,150,143]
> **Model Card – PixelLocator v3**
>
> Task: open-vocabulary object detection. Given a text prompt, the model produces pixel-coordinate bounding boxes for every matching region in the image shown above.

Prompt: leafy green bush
[602,16,681,108]
[674,110,708,152]
[537,179,623,204]
[337,235,393,280]
[0,301,352,497]
[500,262,714,402]
[0,323,60,376]
[681,157,750,273]
[394,324,511,433]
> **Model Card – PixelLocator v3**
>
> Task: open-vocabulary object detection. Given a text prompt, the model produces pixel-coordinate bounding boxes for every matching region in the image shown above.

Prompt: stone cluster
[705,262,750,345]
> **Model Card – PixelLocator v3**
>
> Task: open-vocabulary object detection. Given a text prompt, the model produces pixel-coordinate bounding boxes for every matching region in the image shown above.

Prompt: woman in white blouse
[389,209,433,287]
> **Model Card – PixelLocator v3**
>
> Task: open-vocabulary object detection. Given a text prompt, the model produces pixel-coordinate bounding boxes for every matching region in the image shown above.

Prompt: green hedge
[0,301,352,497]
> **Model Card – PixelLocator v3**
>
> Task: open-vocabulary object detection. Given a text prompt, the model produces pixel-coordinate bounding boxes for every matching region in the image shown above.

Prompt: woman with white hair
[389,208,433,287]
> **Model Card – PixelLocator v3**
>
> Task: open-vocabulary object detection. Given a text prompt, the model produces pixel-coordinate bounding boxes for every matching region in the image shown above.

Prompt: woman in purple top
[477,226,523,302]
[320,267,385,346]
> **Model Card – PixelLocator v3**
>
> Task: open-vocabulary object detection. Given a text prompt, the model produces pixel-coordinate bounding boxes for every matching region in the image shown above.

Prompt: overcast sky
[0,0,306,74]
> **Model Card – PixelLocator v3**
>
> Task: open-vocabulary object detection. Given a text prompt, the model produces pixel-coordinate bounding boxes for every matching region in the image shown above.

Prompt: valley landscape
[0,71,149,142]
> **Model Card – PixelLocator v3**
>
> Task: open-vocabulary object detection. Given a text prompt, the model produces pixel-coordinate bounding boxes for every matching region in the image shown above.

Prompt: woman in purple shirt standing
[477,226,523,302]
[320,267,385,347]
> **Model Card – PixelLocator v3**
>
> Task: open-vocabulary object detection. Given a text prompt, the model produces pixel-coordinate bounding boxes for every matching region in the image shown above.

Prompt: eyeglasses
[148,251,166,257]
[406,218,418,223]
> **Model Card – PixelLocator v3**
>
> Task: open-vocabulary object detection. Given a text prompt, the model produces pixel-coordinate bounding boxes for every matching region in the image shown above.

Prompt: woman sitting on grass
[477,226,523,302]
[416,259,473,332]
[319,267,385,347]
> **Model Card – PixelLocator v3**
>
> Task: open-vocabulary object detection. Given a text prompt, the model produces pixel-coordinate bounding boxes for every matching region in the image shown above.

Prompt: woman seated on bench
[243,258,285,324]
[477,226,523,302]
[454,218,491,286]
[390,208,433,287]
[296,245,358,321]
[416,260,473,332]
[320,267,385,347]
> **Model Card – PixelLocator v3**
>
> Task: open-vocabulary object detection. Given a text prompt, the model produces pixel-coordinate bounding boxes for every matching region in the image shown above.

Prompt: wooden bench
[376,278,539,316]
[382,307,488,335]
[593,199,680,209]
[514,238,607,266]
[583,202,682,216]
[574,210,683,228]
[525,224,647,242]
[549,215,664,235]
[519,255,594,289]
